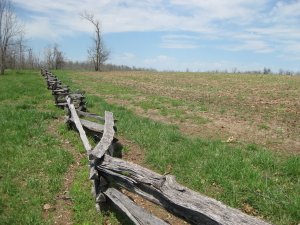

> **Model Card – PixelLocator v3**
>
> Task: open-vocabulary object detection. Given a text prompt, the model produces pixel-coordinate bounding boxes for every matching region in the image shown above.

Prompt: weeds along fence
[41,69,272,225]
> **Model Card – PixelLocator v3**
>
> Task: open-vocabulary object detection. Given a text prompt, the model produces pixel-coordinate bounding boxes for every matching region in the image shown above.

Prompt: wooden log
[91,111,115,159]
[76,110,105,121]
[89,166,99,180]
[68,117,104,133]
[55,95,69,102]
[53,92,69,96]
[56,102,68,108]
[104,188,169,225]
[54,92,69,97]
[69,93,85,100]
[66,97,101,211]
[66,97,92,152]
[52,88,69,93]
[47,80,60,84]
[76,110,118,123]
[56,84,68,88]
[47,78,59,82]
[97,155,272,225]
[96,193,106,203]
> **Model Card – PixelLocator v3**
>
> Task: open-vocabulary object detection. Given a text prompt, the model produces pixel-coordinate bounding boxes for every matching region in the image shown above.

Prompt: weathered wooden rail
[41,69,272,225]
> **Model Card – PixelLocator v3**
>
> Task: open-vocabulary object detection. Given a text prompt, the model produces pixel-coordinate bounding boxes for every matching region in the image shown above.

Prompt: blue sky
[13,0,300,72]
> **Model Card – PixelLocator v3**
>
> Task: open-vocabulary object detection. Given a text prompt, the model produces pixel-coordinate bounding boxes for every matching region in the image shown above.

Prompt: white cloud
[25,17,58,40]
[12,0,300,67]
[114,52,136,62]
[13,0,299,33]
[269,1,300,23]
[14,0,269,35]
[144,55,176,65]
[158,57,257,72]
[170,0,269,23]
[108,52,140,68]
[224,39,273,53]
[160,34,201,49]
[110,53,258,72]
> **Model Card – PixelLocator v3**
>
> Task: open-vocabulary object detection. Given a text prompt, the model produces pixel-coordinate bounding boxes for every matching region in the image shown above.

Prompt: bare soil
[74,71,300,154]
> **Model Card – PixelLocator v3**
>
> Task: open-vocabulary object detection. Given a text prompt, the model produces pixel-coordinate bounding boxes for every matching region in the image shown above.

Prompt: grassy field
[0,70,73,224]
[55,70,299,225]
[0,70,121,225]
[1,70,299,225]
[63,71,300,154]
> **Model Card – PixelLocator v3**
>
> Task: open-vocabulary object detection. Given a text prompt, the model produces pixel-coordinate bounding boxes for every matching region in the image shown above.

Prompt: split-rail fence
[41,69,272,225]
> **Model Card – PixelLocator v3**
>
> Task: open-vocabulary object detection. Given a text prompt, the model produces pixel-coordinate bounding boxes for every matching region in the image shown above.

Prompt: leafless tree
[0,0,23,75]
[5,33,28,69]
[81,11,109,71]
[43,44,65,70]
[53,44,65,69]
[16,34,25,69]
[26,48,34,69]
[24,48,40,69]
[44,46,54,69]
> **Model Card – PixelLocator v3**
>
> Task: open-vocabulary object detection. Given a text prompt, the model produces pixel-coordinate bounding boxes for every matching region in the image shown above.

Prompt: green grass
[55,70,300,225]
[58,72,210,126]
[0,70,124,225]
[57,123,132,225]
[0,70,73,224]
[56,123,105,225]
[258,123,270,130]
[87,95,299,225]
[70,160,105,225]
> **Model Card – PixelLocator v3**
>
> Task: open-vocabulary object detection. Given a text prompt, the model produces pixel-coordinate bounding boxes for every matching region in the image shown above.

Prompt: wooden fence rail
[41,69,272,225]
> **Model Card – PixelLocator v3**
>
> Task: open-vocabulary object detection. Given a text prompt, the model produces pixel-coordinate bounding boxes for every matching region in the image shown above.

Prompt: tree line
[0,0,156,74]
[0,0,24,74]
[0,0,113,75]
[0,0,57,73]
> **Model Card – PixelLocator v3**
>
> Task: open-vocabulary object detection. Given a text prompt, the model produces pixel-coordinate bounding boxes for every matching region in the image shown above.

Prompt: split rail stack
[41,69,272,225]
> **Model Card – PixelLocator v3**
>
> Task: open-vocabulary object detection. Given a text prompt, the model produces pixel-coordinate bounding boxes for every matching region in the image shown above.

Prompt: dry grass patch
[66,71,299,154]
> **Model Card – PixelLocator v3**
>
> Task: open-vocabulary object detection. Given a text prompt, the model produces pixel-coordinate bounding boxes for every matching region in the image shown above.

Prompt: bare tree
[5,33,28,70]
[263,67,271,75]
[81,11,109,71]
[43,44,65,70]
[53,44,65,70]
[16,34,25,69]
[44,46,54,69]
[0,0,23,75]
[27,48,34,69]
[25,48,40,69]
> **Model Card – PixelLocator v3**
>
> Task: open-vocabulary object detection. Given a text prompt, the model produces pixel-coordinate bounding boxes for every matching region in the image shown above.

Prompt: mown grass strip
[0,70,73,224]
[56,70,299,225]
[53,75,131,225]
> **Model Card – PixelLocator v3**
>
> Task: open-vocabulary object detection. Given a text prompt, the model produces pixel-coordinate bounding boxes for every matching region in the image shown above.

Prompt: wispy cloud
[160,34,201,49]
[13,0,300,70]
[14,0,270,34]
[25,16,58,40]
[141,54,264,72]
[223,33,273,53]
[170,0,269,23]
[269,1,300,24]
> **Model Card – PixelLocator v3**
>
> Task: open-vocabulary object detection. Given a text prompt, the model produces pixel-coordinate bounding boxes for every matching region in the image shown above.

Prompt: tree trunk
[0,59,5,75]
